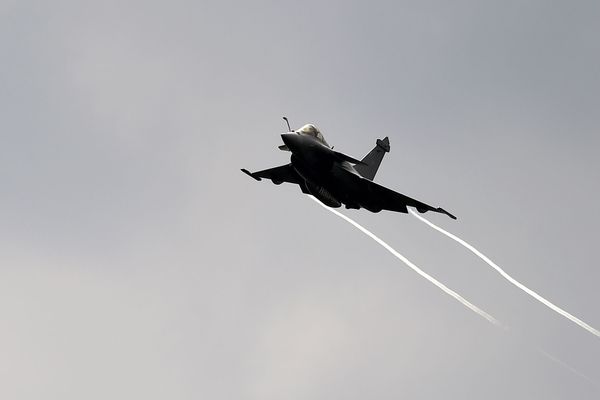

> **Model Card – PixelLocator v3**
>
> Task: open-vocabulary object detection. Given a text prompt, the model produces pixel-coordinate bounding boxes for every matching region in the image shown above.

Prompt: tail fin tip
[355,137,391,180]
[377,137,390,152]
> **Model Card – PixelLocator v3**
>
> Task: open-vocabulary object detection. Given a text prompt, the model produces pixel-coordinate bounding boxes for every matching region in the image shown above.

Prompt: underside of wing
[241,164,303,185]
[362,179,457,219]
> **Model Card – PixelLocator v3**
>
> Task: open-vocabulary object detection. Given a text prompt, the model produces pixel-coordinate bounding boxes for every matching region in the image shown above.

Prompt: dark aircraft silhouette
[242,118,456,219]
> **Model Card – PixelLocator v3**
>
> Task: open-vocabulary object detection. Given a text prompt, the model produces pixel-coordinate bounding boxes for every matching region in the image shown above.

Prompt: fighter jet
[241,118,456,219]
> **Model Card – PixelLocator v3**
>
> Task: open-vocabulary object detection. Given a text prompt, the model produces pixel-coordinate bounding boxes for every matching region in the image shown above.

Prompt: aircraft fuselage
[241,124,456,219]
[282,133,367,209]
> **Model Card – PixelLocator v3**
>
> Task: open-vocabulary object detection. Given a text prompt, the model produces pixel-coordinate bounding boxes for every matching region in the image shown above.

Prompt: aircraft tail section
[355,137,390,180]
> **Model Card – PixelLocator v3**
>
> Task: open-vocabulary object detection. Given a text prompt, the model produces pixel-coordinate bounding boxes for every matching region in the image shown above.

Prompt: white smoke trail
[409,209,600,338]
[309,198,597,386]
[536,347,599,389]
[308,196,501,327]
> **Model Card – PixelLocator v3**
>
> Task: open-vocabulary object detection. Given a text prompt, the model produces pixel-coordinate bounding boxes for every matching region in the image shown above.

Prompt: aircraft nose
[281,133,300,150]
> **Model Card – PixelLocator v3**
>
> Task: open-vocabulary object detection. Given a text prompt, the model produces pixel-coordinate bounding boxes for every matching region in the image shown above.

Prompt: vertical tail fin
[354,137,390,180]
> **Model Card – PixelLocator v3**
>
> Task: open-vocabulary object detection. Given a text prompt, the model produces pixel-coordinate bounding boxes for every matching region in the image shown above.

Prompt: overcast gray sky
[1,1,599,399]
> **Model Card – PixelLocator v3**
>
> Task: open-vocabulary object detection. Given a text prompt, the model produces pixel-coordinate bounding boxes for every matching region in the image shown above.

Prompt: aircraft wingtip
[437,207,457,220]
[241,168,261,181]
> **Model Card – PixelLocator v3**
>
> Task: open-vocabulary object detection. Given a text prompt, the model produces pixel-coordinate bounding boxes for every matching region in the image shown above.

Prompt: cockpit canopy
[297,124,329,147]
